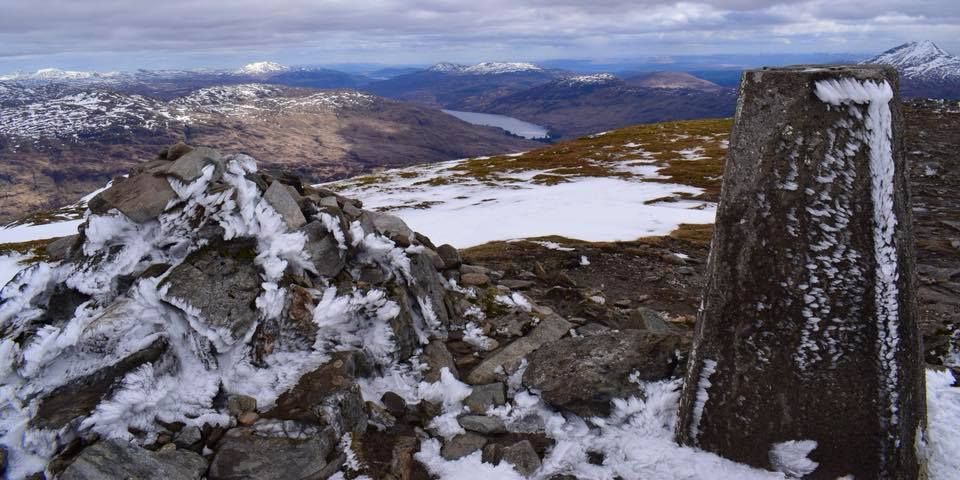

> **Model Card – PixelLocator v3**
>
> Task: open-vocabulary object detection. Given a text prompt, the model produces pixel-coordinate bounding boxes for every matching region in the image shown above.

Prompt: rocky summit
[0,143,691,479]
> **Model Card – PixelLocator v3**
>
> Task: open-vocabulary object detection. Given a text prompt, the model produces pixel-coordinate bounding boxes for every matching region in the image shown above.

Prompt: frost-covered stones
[523,330,688,417]
[160,239,261,348]
[60,439,207,480]
[301,221,345,277]
[31,337,168,429]
[675,65,925,479]
[161,146,224,183]
[264,351,368,433]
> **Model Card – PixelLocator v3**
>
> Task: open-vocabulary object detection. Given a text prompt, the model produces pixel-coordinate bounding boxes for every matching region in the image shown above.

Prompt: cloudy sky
[1,0,958,72]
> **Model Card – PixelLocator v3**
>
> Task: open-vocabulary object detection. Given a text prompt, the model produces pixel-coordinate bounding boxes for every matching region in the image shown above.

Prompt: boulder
[365,211,415,246]
[440,433,487,460]
[460,273,491,287]
[436,244,462,269]
[463,382,507,414]
[208,428,336,480]
[408,252,451,327]
[523,330,687,417]
[501,440,541,477]
[31,337,167,429]
[160,239,261,347]
[88,173,178,223]
[60,439,207,480]
[264,352,368,433]
[166,142,193,161]
[263,181,307,230]
[350,433,428,480]
[162,146,223,183]
[466,313,572,385]
[46,234,80,262]
[422,340,459,383]
[458,414,506,434]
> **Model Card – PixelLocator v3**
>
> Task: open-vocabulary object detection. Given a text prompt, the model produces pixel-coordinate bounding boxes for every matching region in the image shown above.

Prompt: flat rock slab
[89,173,178,223]
[208,429,335,480]
[523,330,688,417]
[466,313,572,384]
[264,352,368,432]
[162,146,223,183]
[264,181,307,230]
[161,239,261,348]
[61,439,207,480]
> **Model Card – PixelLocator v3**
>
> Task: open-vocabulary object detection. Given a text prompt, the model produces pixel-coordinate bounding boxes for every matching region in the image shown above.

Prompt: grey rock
[342,201,362,218]
[676,266,695,276]
[31,337,167,429]
[674,65,925,479]
[318,196,339,209]
[388,287,420,361]
[227,394,257,416]
[264,352,368,433]
[629,307,673,334]
[437,244,462,269]
[46,234,80,262]
[489,311,534,338]
[208,428,336,480]
[458,414,506,434]
[162,146,223,183]
[89,172,178,223]
[174,426,203,449]
[264,181,307,230]
[423,340,459,383]
[500,279,535,290]
[61,439,207,480]
[466,313,572,384]
[301,221,345,277]
[161,239,261,347]
[365,211,414,246]
[460,272,490,287]
[440,433,488,460]
[409,252,451,327]
[460,264,490,275]
[501,440,541,477]
[576,323,611,337]
[464,383,507,413]
[424,247,445,270]
[523,330,687,417]
[166,142,193,161]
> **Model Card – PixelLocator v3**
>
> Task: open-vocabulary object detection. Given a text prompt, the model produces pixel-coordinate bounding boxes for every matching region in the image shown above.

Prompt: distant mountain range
[0,83,538,222]
[863,41,960,99]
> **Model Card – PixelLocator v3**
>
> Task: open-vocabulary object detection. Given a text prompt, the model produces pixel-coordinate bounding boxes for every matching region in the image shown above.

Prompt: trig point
[675,65,926,479]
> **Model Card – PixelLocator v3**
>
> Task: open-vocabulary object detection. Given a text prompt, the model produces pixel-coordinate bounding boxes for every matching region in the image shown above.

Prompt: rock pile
[0,144,690,479]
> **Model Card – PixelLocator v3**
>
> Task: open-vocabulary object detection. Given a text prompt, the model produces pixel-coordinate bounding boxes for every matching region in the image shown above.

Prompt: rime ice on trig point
[675,65,926,479]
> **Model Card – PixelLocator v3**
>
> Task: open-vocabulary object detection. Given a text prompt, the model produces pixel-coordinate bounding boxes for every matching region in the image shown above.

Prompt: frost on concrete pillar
[675,65,926,479]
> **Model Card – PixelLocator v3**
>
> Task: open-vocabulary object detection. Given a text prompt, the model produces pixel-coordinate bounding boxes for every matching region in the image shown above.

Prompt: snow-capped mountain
[427,61,544,75]
[864,41,960,98]
[0,68,117,82]
[865,41,960,80]
[238,61,289,75]
[557,73,619,86]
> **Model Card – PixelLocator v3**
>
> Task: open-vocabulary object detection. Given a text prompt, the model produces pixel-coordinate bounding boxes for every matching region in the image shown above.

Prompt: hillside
[480,76,736,138]
[0,84,539,222]
[364,62,564,109]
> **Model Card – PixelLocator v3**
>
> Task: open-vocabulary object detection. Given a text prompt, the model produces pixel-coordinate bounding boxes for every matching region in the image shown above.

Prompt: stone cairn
[675,65,926,479]
[0,143,692,479]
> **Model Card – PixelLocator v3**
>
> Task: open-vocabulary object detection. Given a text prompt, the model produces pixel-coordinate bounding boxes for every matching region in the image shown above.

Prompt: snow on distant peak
[462,62,542,74]
[238,61,288,75]
[0,68,116,82]
[559,73,618,86]
[428,62,466,73]
[429,62,543,75]
[864,41,960,80]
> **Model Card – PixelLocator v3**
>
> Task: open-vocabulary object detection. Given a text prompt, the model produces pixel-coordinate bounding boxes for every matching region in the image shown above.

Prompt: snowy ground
[326,156,715,248]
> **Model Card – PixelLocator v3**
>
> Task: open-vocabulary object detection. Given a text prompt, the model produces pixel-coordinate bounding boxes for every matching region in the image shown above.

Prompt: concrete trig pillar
[675,65,926,479]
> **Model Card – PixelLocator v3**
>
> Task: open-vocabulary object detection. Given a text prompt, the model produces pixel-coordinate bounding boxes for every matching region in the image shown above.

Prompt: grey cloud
[0,0,957,71]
